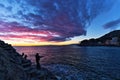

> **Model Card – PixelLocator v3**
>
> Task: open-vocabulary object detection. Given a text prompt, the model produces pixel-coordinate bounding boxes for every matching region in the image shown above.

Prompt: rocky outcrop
[0,40,57,80]
[0,40,28,80]
[79,30,120,46]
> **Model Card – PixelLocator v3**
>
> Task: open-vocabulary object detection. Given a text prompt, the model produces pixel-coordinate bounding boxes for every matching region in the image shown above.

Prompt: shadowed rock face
[0,40,58,80]
[0,40,28,80]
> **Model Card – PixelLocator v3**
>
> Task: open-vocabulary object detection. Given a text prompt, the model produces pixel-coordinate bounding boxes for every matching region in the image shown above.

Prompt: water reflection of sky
[14,46,120,79]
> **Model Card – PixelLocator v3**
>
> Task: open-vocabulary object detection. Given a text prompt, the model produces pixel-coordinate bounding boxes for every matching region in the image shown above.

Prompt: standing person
[21,53,24,57]
[35,53,43,69]
[24,55,27,59]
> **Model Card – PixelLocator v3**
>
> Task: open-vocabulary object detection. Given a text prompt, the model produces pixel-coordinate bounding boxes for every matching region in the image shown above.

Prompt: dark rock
[0,40,58,80]
[0,48,28,80]
[79,30,120,46]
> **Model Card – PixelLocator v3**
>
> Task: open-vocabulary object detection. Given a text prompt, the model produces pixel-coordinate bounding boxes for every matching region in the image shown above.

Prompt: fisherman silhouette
[35,53,44,69]
[22,53,24,57]
[24,55,27,59]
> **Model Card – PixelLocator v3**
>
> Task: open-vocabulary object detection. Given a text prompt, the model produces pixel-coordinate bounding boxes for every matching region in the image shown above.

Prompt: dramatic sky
[0,0,120,46]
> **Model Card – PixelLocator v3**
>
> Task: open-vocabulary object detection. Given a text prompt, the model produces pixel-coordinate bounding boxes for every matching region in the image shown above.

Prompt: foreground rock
[0,40,57,80]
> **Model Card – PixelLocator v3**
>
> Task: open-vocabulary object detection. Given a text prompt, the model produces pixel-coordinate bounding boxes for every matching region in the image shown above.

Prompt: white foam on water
[43,64,84,80]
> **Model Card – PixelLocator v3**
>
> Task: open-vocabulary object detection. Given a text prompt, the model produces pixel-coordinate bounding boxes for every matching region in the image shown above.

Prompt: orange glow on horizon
[2,39,78,46]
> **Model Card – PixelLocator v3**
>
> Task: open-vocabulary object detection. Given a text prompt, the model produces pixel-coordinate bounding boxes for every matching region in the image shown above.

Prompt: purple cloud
[103,18,120,29]
[0,0,115,42]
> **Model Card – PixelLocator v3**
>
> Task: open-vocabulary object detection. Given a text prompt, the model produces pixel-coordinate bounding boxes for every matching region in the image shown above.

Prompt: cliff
[0,40,28,80]
[79,30,120,46]
[97,30,120,43]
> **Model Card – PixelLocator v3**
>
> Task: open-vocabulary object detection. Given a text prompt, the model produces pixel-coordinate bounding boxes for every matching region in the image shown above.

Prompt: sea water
[14,46,120,80]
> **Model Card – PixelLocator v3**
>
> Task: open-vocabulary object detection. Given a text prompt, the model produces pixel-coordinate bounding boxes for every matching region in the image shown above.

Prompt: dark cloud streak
[103,18,120,29]
[0,0,115,42]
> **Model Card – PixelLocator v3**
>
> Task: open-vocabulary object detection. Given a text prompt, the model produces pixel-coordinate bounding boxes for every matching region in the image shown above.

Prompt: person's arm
[40,56,44,58]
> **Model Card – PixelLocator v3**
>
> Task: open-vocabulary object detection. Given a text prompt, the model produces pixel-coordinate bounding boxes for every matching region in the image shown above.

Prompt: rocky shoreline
[79,30,120,46]
[0,40,57,80]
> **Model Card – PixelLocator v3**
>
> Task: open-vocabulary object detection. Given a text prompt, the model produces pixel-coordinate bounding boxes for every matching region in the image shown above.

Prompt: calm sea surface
[14,46,120,80]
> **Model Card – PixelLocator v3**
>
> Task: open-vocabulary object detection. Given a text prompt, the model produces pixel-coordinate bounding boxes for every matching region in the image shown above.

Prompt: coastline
[0,40,57,80]
[78,45,120,47]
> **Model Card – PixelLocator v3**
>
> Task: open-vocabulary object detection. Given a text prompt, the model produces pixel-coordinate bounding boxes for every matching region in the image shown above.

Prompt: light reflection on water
[14,46,120,80]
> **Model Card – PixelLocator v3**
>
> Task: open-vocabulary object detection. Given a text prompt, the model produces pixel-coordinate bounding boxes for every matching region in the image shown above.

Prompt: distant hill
[97,30,120,43]
[79,30,120,46]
